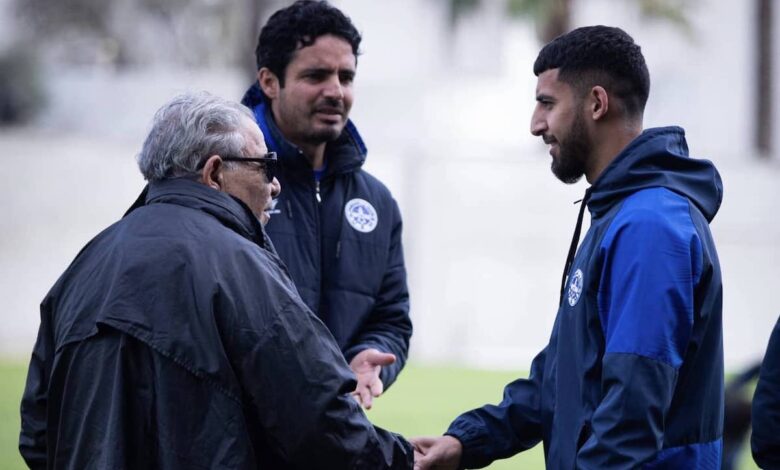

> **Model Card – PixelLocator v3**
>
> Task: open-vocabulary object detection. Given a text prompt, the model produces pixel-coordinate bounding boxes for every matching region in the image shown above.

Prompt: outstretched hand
[349,348,395,409]
[411,436,462,470]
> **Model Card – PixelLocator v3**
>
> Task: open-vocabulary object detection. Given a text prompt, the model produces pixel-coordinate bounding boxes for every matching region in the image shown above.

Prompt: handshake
[409,435,463,470]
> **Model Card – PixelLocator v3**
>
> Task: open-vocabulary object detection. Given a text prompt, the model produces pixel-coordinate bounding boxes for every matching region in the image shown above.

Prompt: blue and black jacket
[447,127,724,468]
[241,84,412,387]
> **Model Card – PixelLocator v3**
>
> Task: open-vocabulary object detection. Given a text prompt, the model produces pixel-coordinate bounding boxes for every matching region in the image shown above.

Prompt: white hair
[137,91,256,181]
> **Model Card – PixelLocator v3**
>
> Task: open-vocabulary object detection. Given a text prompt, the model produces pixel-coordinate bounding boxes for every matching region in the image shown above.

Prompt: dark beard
[551,112,590,184]
[305,127,342,144]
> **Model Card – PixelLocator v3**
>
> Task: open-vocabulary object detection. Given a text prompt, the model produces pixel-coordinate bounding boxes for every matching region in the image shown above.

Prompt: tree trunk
[540,0,572,43]
[242,0,275,80]
[756,0,773,155]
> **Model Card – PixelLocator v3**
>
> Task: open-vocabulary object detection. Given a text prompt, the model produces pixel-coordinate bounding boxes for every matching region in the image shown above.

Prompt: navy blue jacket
[752,317,780,468]
[241,84,411,387]
[447,127,724,468]
[19,178,413,469]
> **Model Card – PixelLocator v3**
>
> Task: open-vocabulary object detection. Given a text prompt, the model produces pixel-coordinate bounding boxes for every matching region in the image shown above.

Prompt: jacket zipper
[313,175,324,318]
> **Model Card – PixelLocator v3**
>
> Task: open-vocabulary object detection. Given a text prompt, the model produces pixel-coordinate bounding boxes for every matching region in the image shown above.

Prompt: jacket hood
[587,126,723,222]
[241,82,367,179]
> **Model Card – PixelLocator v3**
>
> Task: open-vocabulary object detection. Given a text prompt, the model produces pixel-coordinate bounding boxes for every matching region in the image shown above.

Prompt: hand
[411,436,462,470]
[349,348,395,409]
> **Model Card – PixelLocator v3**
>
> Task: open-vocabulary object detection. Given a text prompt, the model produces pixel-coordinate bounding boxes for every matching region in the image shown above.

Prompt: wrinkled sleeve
[343,199,412,388]
[444,347,547,469]
[752,317,780,468]
[576,206,700,468]
[19,300,54,469]
[231,279,412,469]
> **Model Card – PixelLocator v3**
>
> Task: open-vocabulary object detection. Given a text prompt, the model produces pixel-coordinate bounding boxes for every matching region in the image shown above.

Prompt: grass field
[0,360,759,469]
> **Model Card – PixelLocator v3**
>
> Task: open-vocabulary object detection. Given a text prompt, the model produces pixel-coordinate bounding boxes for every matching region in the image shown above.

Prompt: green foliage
[638,0,693,30]
[448,0,693,42]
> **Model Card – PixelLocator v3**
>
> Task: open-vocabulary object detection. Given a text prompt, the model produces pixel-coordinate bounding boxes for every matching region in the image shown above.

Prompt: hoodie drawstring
[559,190,591,306]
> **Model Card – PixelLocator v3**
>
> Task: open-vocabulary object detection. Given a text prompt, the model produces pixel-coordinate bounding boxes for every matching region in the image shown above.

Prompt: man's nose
[270,177,281,198]
[530,110,546,136]
[322,75,344,100]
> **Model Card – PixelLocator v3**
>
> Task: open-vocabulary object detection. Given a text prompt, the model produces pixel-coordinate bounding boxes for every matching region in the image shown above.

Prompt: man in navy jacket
[413,26,724,469]
[752,317,780,468]
[241,1,412,409]
[19,91,413,469]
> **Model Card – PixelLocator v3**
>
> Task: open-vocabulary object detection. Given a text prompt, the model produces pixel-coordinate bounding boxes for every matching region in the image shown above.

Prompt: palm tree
[447,0,773,156]
[447,0,689,43]
[756,0,773,155]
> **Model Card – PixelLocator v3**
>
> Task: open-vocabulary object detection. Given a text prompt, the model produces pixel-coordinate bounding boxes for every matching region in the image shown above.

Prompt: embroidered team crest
[567,269,584,307]
[344,198,378,233]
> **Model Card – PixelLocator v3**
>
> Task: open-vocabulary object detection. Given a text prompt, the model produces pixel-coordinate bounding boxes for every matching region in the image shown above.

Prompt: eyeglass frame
[196,152,278,182]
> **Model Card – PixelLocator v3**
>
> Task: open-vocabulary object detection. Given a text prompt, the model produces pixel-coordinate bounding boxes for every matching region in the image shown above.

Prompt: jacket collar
[125,178,270,249]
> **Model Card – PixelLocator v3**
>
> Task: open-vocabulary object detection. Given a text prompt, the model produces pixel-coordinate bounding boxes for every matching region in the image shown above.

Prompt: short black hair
[534,26,650,117]
[255,0,361,86]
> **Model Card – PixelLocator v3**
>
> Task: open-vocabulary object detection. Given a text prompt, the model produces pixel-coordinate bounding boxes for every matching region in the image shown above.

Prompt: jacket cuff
[445,423,490,469]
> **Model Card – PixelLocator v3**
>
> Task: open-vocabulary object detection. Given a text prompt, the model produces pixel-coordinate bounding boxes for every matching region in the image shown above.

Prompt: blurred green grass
[0,360,759,469]
[0,361,27,470]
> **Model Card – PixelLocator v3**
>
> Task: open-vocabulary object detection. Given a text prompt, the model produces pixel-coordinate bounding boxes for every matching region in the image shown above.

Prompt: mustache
[313,98,345,115]
[542,135,557,145]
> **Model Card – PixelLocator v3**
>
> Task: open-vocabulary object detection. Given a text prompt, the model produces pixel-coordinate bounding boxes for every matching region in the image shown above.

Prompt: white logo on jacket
[568,269,584,307]
[344,198,378,233]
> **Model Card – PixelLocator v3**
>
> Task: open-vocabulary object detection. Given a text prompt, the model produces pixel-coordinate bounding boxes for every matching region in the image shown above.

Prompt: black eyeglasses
[198,152,278,182]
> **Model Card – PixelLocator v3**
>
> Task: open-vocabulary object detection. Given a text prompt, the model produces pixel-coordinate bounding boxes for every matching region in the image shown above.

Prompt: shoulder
[352,169,395,201]
[605,187,697,244]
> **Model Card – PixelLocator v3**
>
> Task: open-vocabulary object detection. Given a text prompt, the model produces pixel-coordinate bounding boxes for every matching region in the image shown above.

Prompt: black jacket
[241,84,412,387]
[752,316,780,468]
[19,178,413,469]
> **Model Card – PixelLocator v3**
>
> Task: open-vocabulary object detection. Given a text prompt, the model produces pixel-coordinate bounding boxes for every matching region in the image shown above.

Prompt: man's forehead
[536,68,562,93]
[289,35,356,69]
[244,119,268,153]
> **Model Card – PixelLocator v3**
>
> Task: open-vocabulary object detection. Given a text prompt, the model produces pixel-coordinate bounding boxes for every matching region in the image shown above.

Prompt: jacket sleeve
[19,300,55,469]
[443,347,547,469]
[576,205,700,468]
[752,317,780,468]
[343,199,412,388]
[230,280,412,469]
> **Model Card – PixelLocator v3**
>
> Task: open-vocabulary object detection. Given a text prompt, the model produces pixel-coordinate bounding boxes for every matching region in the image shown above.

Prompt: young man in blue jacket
[241,0,411,410]
[412,26,724,469]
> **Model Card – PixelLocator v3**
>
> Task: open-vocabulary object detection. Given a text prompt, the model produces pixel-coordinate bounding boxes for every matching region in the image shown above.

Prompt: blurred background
[0,0,776,468]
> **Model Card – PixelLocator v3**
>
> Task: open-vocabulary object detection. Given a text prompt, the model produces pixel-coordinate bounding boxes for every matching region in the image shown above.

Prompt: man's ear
[590,86,609,121]
[258,68,280,100]
[200,155,224,190]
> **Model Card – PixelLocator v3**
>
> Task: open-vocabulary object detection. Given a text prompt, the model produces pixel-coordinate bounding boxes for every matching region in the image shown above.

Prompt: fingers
[411,437,438,470]
[410,436,462,470]
[359,383,374,409]
[368,376,384,398]
[363,349,396,366]
[410,436,436,451]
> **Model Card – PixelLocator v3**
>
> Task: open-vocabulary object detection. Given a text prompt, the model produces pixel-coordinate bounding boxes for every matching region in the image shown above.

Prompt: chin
[311,124,344,141]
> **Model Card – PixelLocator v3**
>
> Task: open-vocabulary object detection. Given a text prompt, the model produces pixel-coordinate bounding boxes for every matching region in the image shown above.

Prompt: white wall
[1,0,777,371]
